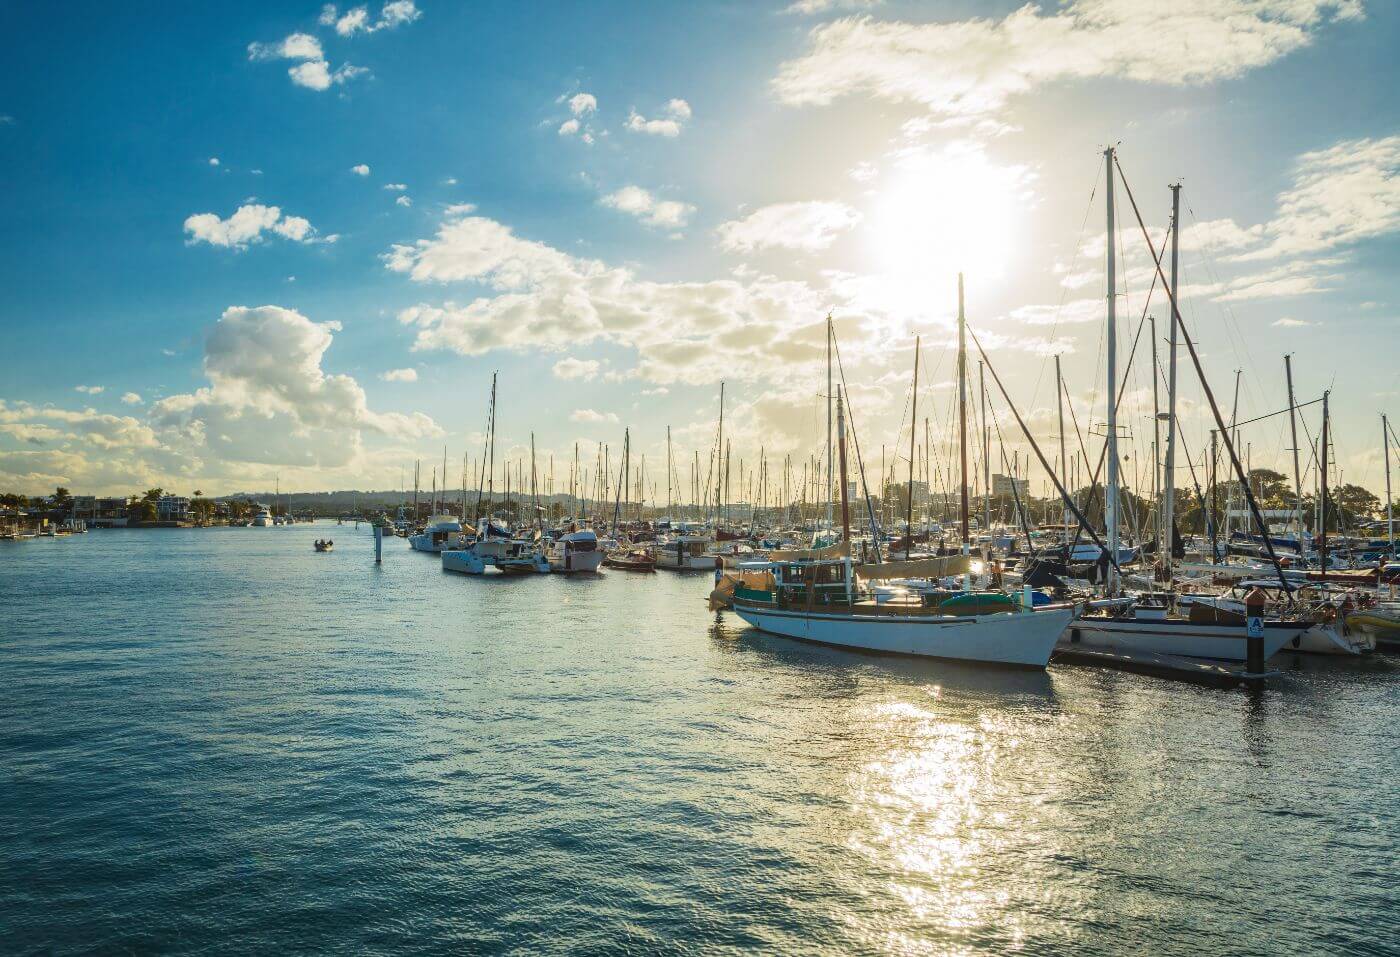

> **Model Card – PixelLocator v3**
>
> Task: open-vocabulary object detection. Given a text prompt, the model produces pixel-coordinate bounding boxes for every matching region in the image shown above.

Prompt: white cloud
[1272,317,1313,327]
[570,408,619,424]
[600,185,696,228]
[786,0,882,12]
[716,200,861,253]
[248,33,323,62]
[379,367,418,381]
[384,206,861,387]
[552,357,601,381]
[395,195,412,207]
[208,157,220,167]
[773,1,1362,118]
[558,118,581,136]
[287,60,367,92]
[625,99,691,137]
[1237,135,1400,260]
[330,1,421,35]
[183,204,321,249]
[121,392,143,405]
[351,163,370,176]
[0,308,443,495]
[569,93,597,116]
[336,6,370,35]
[75,385,104,395]
[384,182,407,191]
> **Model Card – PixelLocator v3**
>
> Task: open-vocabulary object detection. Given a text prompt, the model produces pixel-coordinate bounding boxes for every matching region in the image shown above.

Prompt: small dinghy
[314,539,334,553]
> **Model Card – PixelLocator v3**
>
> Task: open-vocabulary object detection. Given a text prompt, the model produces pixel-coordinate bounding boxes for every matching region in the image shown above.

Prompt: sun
[862,144,1030,319]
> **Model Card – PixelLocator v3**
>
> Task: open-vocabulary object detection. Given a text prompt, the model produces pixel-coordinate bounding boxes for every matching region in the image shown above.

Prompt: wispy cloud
[599,186,695,228]
[774,1,1362,118]
[716,201,861,253]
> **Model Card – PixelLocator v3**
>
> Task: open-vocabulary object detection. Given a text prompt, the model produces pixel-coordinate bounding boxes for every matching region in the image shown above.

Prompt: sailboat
[1066,150,1307,662]
[730,289,1076,669]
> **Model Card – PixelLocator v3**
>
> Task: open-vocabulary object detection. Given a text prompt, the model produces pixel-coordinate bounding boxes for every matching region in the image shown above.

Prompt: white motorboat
[409,515,464,553]
[251,508,273,527]
[652,534,718,571]
[1067,601,1304,662]
[545,527,603,573]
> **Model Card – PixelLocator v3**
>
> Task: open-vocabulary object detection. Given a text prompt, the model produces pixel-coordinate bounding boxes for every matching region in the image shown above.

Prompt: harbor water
[3,525,1397,955]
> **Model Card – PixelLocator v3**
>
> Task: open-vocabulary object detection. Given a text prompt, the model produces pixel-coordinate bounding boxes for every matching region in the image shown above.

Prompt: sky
[2,0,1398,505]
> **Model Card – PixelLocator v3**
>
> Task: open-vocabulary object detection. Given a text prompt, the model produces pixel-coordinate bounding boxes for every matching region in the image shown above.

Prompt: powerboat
[545,527,603,573]
[409,515,464,553]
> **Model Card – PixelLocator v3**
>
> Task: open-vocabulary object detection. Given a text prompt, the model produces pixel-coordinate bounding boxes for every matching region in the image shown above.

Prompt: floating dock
[1051,643,1273,688]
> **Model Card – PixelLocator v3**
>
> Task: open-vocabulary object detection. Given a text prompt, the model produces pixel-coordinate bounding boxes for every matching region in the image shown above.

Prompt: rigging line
[967,324,1121,572]
[1212,396,1325,432]
[1117,153,1293,595]
[830,332,883,562]
[1027,158,1108,417]
[988,403,1037,557]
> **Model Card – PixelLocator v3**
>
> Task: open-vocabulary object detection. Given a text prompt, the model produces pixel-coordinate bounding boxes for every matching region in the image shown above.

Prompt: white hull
[732,603,1074,668]
[547,549,604,573]
[1279,621,1372,656]
[409,535,449,553]
[1067,617,1301,661]
[654,554,717,571]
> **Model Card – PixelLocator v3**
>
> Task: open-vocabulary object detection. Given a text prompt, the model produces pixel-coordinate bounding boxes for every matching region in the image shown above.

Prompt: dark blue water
[3,525,1397,955]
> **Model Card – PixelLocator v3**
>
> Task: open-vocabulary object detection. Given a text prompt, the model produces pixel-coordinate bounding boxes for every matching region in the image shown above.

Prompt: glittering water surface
[3,526,1398,955]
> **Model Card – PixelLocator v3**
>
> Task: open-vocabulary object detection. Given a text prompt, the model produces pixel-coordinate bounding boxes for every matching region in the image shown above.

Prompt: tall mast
[826,314,834,532]
[907,336,919,558]
[1285,354,1304,541]
[1150,314,1160,554]
[1104,145,1120,593]
[530,433,538,527]
[957,272,970,552]
[1320,391,1330,582]
[980,359,990,548]
[716,382,725,525]
[666,426,673,518]
[1385,413,1394,559]
[836,386,851,543]
[1161,182,1181,580]
[1056,355,1069,529]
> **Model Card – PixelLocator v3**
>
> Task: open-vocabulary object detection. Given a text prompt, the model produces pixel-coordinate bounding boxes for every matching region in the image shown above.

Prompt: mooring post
[1244,586,1266,682]
[374,523,383,565]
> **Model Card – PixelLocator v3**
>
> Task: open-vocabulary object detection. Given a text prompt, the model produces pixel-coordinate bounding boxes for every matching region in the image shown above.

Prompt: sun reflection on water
[844,696,1043,953]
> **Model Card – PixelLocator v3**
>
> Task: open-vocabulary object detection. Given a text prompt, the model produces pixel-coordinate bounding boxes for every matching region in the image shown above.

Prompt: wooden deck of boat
[1050,642,1273,688]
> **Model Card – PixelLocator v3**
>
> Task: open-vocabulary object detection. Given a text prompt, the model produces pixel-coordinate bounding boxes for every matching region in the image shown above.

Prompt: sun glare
[864,146,1029,319]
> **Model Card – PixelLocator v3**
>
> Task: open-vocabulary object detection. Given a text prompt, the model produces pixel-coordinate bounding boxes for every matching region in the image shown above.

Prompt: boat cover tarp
[767,542,850,562]
[854,554,974,581]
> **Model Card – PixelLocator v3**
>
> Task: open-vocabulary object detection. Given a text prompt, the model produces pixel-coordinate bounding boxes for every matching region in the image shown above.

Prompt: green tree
[53,486,73,508]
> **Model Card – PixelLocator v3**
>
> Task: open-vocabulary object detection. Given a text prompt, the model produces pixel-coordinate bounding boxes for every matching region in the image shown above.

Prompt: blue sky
[2,0,1397,501]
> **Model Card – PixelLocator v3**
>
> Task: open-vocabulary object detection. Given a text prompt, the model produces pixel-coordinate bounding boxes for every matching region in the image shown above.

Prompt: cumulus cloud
[183,204,322,249]
[74,385,104,395]
[1272,317,1313,327]
[208,157,220,167]
[322,1,421,35]
[716,201,861,252]
[379,367,418,381]
[384,182,407,191]
[552,357,601,381]
[570,408,619,424]
[569,93,597,116]
[351,163,370,176]
[383,205,880,386]
[773,1,1362,118]
[151,305,439,471]
[247,30,366,91]
[625,99,691,137]
[396,195,412,207]
[558,118,581,136]
[599,185,696,228]
[121,392,143,405]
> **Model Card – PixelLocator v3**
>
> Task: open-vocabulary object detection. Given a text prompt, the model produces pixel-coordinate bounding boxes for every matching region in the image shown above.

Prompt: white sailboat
[732,293,1075,669]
